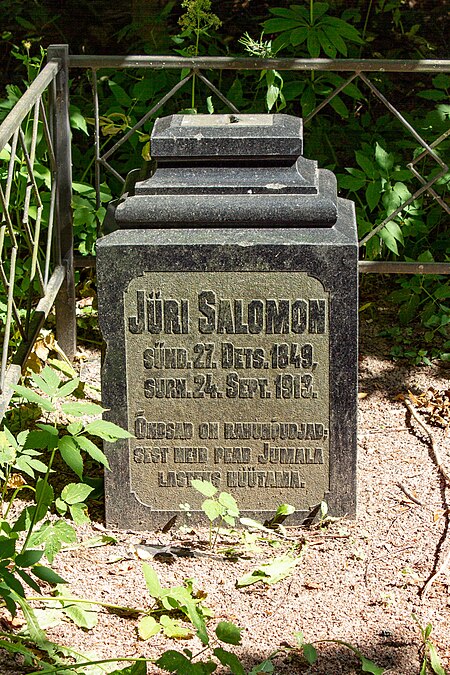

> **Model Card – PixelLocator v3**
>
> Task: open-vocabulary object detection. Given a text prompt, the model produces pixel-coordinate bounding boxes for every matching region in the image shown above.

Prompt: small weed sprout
[191,479,239,550]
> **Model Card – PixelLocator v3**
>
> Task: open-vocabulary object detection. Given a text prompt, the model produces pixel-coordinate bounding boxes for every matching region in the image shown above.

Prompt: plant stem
[212,515,223,550]
[21,446,57,552]
[26,595,147,615]
[26,656,153,675]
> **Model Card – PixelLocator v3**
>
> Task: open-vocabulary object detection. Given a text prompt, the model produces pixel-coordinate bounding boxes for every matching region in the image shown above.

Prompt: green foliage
[295,631,385,674]
[138,563,211,645]
[191,479,240,549]
[236,553,301,587]
[263,2,364,56]
[378,273,450,364]
[413,614,448,675]
[0,362,130,617]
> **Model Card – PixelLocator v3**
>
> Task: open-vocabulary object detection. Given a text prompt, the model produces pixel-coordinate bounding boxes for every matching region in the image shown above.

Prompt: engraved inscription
[125,272,330,512]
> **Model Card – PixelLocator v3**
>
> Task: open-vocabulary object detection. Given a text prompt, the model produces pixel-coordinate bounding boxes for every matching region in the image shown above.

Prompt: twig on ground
[421,546,450,599]
[405,398,450,598]
[404,399,450,487]
[396,481,424,507]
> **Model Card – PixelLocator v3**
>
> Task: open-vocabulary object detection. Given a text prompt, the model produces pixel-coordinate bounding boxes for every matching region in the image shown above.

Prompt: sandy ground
[1,315,449,675]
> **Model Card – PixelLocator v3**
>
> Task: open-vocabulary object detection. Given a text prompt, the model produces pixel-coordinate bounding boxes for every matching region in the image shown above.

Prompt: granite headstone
[97,114,358,529]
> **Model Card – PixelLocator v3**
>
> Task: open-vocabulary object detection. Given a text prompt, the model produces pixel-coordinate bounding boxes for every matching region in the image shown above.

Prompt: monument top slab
[151,113,303,159]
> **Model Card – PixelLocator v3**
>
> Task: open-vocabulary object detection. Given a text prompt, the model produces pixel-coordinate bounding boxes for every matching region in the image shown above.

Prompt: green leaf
[138,615,161,640]
[202,498,222,522]
[58,597,98,629]
[355,151,377,179]
[325,26,347,55]
[303,643,318,664]
[263,18,302,32]
[30,520,77,564]
[155,650,192,673]
[338,174,366,191]
[12,385,54,412]
[24,429,58,450]
[360,655,385,674]
[69,503,90,526]
[307,29,321,58]
[366,181,381,211]
[218,492,239,516]
[290,26,309,46]
[275,503,295,517]
[61,401,105,416]
[417,90,447,101]
[428,643,446,675]
[74,435,110,469]
[58,436,83,478]
[108,80,133,106]
[0,536,16,560]
[248,659,274,674]
[434,285,450,299]
[67,422,83,436]
[142,562,163,598]
[399,293,421,325]
[13,593,47,647]
[432,73,450,89]
[35,478,54,521]
[236,555,300,587]
[160,615,192,639]
[70,106,88,134]
[213,648,245,675]
[15,568,42,595]
[317,28,336,57]
[215,621,242,645]
[84,419,133,441]
[32,565,67,585]
[61,482,94,505]
[191,479,217,497]
[267,83,280,112]
[55,379,80,398]
[329,94,349,118]
[379,221,404,255]
[375,143,394,172]
[15,549,44,568]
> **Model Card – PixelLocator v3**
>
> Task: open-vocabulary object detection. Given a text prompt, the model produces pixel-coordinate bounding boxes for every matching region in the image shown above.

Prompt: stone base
[97,201,358,530]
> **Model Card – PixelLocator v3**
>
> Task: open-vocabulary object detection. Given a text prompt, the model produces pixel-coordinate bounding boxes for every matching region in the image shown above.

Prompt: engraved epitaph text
[124,272,330,513]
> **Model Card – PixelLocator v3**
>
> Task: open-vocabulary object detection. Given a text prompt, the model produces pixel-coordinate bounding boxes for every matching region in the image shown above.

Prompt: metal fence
[0,48,449,415]
[0,45,75,417]
[68,54,450,277]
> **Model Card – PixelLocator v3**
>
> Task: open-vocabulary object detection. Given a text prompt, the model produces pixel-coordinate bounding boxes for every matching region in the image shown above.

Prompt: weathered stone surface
[97,113,358,529]
[97,216,358,529]
[109,114,337,228]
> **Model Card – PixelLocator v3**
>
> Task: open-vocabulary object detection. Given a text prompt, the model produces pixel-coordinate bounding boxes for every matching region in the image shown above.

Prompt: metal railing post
[48,44,76,359]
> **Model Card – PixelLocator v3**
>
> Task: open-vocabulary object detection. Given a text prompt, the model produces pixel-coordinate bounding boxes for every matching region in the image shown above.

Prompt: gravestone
[97,114,358,529]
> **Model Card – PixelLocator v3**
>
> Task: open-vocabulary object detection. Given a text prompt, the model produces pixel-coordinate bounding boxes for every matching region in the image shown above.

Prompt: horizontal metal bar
[67,55,450,73]
[0,60,60,152]
[75,256,449,275]
[359,261,450,274]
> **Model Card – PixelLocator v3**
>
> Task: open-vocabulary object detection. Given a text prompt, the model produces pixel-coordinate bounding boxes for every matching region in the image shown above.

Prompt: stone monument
[97,114,358,529]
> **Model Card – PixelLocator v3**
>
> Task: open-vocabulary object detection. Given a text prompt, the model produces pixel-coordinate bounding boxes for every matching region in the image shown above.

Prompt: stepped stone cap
[151,113,303,159]
[105,113,339,229]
